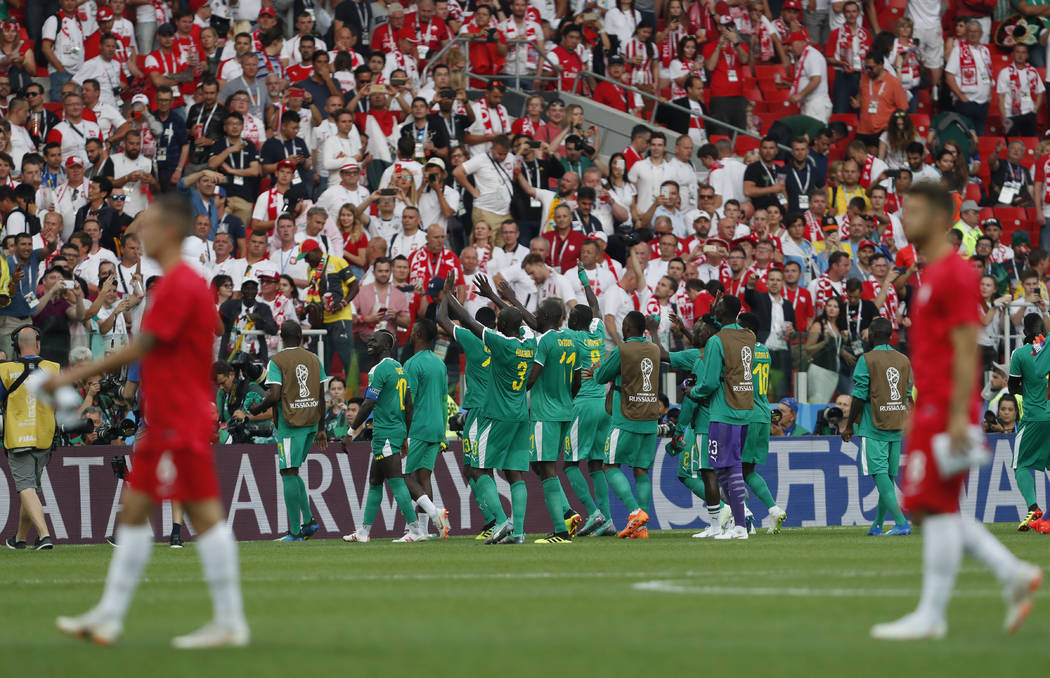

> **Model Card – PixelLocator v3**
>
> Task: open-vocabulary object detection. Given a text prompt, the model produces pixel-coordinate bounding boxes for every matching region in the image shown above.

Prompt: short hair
[868,317,893,344]
[91,176,113,194]
[907,181,955,218]
[630,124,650,141]
[697,143,718,160]
[906,141,925,156]
[280,111,301,125]
[151,193,194,238]
[522,253,545,268]
[828,251,850,268]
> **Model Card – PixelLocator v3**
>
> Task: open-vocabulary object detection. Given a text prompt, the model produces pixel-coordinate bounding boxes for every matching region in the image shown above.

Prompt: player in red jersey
[870,183,1041,641]
[49,195,249,649]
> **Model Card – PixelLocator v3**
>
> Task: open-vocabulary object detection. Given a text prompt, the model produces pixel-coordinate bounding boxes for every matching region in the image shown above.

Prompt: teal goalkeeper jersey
[454,325,489,411]
[572,318,606,400]
[404,349,447,442]
[670,349,709,434]
[692,323,753,425]
[366,357,408,441]
[1009,342,1050,422]
[749,342,772,424]
[481,327,536,422]
[531,328,576,421]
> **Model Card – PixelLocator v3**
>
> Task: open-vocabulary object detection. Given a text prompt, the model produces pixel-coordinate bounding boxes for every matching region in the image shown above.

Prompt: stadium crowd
[0,0,1043,440]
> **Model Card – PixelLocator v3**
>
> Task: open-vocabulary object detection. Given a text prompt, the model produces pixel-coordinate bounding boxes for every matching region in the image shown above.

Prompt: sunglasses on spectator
[110,194,127,200]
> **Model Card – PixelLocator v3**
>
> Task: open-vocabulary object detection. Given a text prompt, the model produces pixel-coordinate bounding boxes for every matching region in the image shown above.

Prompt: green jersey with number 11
[481,327,536,422]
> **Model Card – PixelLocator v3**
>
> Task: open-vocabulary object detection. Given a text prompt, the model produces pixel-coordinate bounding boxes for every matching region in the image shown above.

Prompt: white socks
[915,513,962,624]
[415,495,440,524]
[97,524,154,620]
[197,522,246,628]
[707,504,720,527]
[958,515,1021,585]
[359,523,372,538]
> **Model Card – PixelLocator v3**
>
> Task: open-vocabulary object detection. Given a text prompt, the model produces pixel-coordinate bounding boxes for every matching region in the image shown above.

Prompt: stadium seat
[709,135,730,146]
[977,136,1006,162]
[993,207,1031,243]
[1018,137,1039,165]
[753,64,784,80]
[755,100,799,115]
[43,102,63,116]
[829,113,858,138]
[909,113,930,138]
[735,135,761,155]
[756,112,781,135]
[964,183,982,203]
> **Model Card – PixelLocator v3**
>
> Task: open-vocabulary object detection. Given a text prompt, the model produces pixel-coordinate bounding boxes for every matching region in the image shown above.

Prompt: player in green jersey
[588,311,668,539]
[340,330,423,543]
[524,299,580,544]
[446,276,537,545]
[737,312,787,534]
[401,319,452,541]
[842,318,912,537]
[249,322,328,542]
[1008,314,1050,531]
[666,316,733,538]
[566,272,614,537]
[437,289,500,540]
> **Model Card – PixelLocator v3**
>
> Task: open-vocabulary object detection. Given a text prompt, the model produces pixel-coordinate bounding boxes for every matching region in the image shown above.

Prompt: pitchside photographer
[215,358,274,444]
[0,325,60,550]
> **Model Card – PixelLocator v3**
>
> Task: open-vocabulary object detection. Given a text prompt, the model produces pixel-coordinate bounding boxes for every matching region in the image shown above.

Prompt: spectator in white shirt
[787,32,831,123]
[388,206,428,259]
[628,131,675,214]
[995,43,1045,138]
[417,157,459,232]
[41,0,86,100]
[74,33,124,109]
[522,253,576,310]
[453,134,516,232]
[944,18,993,135]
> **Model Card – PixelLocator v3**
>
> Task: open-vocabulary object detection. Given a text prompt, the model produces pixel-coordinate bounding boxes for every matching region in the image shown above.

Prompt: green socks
[297,475,313,525]
[635,471,651,512]
[590,470,611,518]
[510,480,527,537]
[282,475,302,535]
[468,476,496,523]
[387,477,417,523]
[474,475,508,524]
[605,467,640,512]
[680,475,706,499]
[1016,468,1038,510]
[745,472,776,510]
[542,478,565,532]
[363,484,383,526]
[874,473,906,526]
[565,465,598,515]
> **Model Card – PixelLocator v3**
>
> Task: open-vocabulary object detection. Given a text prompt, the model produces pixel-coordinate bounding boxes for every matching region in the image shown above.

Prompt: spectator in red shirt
[592,55,634,114]
[408,224,465,293]
[702,14,750,137]
[543,203,586,274]
[782,259,814,331]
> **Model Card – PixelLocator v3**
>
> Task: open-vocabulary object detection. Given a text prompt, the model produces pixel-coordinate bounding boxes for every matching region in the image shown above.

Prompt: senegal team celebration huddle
[28,182,1041,648]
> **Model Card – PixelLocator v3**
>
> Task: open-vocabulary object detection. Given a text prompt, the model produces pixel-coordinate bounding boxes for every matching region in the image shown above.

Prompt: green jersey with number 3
[367,357,408,440]
[482,327,536,422]
[749,342,772,424]
[532,328,577,421]
[572,318,606,400]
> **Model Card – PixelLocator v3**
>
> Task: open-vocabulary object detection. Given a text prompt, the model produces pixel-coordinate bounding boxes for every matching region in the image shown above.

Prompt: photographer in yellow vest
[1,326,61,550]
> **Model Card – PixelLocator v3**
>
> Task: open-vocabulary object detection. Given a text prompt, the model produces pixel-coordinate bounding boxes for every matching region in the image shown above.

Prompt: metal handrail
[241,328,329,358]
[420,36,564,87]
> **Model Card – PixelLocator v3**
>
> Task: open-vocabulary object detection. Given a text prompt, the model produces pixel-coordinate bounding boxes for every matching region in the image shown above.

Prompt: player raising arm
[47,195,249,649]
[870,182,1042,641]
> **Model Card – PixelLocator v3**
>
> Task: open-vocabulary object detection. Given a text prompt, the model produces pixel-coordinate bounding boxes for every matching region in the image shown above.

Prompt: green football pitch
[2,526,1049,677]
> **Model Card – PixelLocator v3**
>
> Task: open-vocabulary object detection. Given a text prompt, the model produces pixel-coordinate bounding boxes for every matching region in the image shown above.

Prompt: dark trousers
[707,96,748,138]
[770,348,793,402]
[1007,113,1038,138]
[955,100,990,136]
[324,319,355,378]
[832,71,860,114]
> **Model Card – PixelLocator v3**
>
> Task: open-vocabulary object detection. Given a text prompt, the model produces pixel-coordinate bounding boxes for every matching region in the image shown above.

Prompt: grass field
[2,526,1049,677]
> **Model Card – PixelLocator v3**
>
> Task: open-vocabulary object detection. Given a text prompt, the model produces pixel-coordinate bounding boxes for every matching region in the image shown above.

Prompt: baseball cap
[779,397,800,412]
[858,239,877,250]
[425,157,446,170]
[156,22,176,36]
[259,6,277,16]
[821,216,839,232]
[387,2,405,12]
[257,268,280,282]
[96,6,114,21]
[718,14,734,25]
[788,30,808,43]
[131,93,149,106]
[295,239,322,261]
[1012,230,1031,246]
[982,217,1002,229]
[608,55,625,66]
[587,231,608,242]
[782,0,802,9]
[277,159,297,171]
[65,155,85,168]
[991,362,1008,375]
[732,234,758,248]
[340,161,360,172]
[707,237,729,249]
[960,200,980,214]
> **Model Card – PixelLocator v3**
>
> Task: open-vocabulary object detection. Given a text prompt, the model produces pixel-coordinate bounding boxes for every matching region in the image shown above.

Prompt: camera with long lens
[229,352,264,381]
[448,411,466,433]
[621,227,654,249]
[226,416,274,444]
[98,374,125,400]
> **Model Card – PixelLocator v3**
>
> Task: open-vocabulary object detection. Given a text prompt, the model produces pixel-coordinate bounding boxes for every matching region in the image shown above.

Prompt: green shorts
[531,420,570,462]
[675,427,709,478]
[741,421,771,465]
[276,428,316,470]
[1014,420,1050,470]
[471,418,531,471]
[462,408,482,458]
[406,438,442,474]
[604,428,658,469]
[565,398,611,462]
[860,437,901,476]
[371,434,407,460]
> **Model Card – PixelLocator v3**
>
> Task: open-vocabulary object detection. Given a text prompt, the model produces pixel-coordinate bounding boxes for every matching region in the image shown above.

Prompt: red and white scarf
[477,102,509,135]
[151,0,170,24]
[1006,64,1036,115]
[263,188,287,223]
[659,25,686,68]
[860,154,876,187]
[804,210,824,241]
[671,58,704,100]
[501,18,541,69]
[893,38,919,87]
[625,38,655,86]
[790,45,815,96]
[756,17,775,62]
[958,42,986,89]
[834,25,863,73]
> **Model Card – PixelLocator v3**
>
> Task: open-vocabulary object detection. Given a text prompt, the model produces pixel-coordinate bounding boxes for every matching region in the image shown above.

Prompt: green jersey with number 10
[532,328,577,421]
[482,327,536,422]
[366,357,409,440]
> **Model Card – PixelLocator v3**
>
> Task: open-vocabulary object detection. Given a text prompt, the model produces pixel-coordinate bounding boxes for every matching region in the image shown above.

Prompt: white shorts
[913,26,944,69]
[801,95,833,124]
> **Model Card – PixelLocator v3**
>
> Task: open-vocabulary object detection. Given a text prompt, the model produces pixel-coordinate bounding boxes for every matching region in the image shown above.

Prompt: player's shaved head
[538,299,564,330]
[413,318,437,346]
[736,312,759,335]
[715,295,742,325]
[693,318,717,348]
[496,306,523,336]
[475,307,497,329]
[1023,313,1045,344]
[568,303,592,331]
[868,317,893,346]
[622,310,646,338]
[280,320,303,347]
[369,329,396,355]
